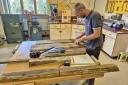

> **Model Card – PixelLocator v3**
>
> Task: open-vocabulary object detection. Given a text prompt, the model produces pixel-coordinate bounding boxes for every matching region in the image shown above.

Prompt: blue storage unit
[28,21,42,41]
[1,14,23,43]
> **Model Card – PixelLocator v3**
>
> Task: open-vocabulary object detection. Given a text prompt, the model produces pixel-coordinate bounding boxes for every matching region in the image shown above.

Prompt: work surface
[0,39,119,85]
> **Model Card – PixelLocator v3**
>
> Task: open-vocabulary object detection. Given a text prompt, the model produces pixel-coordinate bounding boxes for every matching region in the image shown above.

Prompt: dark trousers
[86,46,102,85]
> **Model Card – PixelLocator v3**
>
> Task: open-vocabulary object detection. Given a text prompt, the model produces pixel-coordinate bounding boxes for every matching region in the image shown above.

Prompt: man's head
[74,3,90,18]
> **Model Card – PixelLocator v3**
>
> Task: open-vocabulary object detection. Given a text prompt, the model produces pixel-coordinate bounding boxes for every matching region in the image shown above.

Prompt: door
[50,24,61,40]
[50,28,61,40]
[72,24,85,39]
[61,24,71,39]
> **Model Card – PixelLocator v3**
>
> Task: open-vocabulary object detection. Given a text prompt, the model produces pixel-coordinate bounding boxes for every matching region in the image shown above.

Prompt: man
[74,3,103,85]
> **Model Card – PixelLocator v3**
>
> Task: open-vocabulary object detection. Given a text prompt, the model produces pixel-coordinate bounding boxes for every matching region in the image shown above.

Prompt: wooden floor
[0,43,128,85]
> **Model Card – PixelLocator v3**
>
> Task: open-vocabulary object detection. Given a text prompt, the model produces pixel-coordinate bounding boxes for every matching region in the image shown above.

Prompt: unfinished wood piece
[0,59,29,64]
[0,69,59,83]
[0,84,14,85]
[17,83,34,85]
[81,72,104,80]
[81,64,119,73]
[36,39,74,45]
[59,64,119,76]
[40,48,86,58]
[30,43,82,52]
[0,64,119,83]
[70,55,97,66]
[29,57,71,66]
[89,56,100,65]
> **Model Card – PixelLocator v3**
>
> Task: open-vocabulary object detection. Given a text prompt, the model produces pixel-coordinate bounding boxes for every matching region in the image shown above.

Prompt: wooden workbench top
[0,40,119,85]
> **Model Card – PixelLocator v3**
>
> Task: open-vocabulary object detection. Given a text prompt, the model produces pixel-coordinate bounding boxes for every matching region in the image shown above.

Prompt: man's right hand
[74,39,80,45]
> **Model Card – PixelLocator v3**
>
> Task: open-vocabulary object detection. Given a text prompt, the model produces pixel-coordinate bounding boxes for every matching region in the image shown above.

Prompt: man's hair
[74,3,86,11]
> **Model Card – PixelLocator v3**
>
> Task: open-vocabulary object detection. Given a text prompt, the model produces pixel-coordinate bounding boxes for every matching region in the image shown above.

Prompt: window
[36,0,47,14]
[23,0,34,12]
[4,0,47,14]
[9,0,21,14]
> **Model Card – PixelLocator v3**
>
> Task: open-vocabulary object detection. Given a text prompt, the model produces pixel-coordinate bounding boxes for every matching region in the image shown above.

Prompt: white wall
[89,0,95,10]
[0,16,5,37]
[72,0,107,17]
[71,0,90,8]
[0,0,5,37]
[0,1,5,37]
[94,0,107,16]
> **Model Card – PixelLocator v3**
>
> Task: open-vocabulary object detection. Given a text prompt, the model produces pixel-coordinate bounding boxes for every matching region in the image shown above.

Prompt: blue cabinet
[1,14,23,43]
[28,21,42,41]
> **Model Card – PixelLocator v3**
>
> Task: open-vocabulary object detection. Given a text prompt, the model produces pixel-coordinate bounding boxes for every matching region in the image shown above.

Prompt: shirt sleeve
[91,13,102,29]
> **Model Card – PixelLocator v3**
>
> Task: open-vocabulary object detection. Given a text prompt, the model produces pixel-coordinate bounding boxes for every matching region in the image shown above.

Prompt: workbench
[0,39,119,85]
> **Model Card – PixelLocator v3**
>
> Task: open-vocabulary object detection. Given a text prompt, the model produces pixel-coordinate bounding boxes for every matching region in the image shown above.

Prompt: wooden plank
[0,83,15,85]
[81,72,104,79]
[81,64,119,73]
[17,83,35,85]
[90,56,100,65]
[0,64,119,83]
[30,43,82,52]
[59,64,119,76]
[70,55,97,66]
[0,48,86,64]
[29,57,71,66]
[0,59,29,64]
[0,69,59,83]
[0,75,103,85]
[36,39,74,45]
[40,48,86,58]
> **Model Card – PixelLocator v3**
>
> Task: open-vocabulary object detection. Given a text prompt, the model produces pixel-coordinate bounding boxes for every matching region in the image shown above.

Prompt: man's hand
[75,35,87,45]
[74,39,80,45]
[75,32,85,40]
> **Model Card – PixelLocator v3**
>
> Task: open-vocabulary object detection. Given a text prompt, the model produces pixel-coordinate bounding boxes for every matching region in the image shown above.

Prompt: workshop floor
[0,43,128,85]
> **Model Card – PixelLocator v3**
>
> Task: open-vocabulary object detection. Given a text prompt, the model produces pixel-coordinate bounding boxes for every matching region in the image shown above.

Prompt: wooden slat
[36,39,74,45]
[70,55,97,66]
[0,59,29,64]
[29,57,71,66]
[17,83,34,85]
[0,75,103,85]
[30,43,82,52]
[81,64,119,73]
[40,48,86,58]
[0,69,59,83]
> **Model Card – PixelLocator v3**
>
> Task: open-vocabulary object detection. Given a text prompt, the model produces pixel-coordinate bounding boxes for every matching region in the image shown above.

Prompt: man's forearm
[76,32,85,39]
[81,34,99,41]
[80,31,101,41]
[80,28,101,41]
